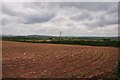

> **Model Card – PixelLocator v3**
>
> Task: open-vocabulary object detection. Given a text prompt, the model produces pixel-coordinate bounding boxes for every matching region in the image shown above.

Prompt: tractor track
[2,41,118,78]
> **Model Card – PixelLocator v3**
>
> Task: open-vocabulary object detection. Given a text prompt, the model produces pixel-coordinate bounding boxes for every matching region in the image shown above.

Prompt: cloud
[2,2,56,24]
[70,11,92,21]
[48,2,117,12]
[2,2,118,36]
[23,13,55,24]
[84,12,118,27]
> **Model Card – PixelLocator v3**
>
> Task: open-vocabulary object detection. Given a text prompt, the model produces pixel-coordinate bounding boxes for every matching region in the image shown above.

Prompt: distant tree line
[2,36,120,47]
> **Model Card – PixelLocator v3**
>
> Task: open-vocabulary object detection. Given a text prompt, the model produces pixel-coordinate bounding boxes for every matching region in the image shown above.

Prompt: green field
[2,35,120,47]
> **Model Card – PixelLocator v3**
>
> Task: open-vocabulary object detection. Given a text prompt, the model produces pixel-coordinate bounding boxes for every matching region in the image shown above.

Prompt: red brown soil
[2,41,118,78]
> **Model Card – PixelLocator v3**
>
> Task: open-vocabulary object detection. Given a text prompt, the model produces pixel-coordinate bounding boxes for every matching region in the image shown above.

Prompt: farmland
[2,41,118,78]
[2,35,120,47]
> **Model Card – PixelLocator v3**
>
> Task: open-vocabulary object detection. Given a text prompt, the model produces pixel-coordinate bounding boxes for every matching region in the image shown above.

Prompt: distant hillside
[1,34,120,40]
[27,35,57,38]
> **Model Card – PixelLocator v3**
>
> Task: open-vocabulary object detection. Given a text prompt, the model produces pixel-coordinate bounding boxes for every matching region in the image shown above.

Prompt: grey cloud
[2,18,9,26]
[85,14,118,27]
[2,3,56,24]
[49,2,117,12]
[2,2,118,36]
[23,13,55,24]
[2,2,117,25]
[2,3,18,16]
[70,12,91,21]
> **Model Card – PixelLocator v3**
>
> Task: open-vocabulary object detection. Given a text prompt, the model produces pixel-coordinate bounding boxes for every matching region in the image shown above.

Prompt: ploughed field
[2,41,118,78]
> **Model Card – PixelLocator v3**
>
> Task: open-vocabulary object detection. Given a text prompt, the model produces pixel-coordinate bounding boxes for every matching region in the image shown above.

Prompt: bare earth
[2,41,118,78]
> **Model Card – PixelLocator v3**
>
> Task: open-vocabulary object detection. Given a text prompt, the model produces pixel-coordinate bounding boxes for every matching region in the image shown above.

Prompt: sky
[1,2,118,37]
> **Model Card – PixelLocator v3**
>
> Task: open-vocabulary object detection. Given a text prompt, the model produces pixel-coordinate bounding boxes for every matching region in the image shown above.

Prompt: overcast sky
[1,2,118,37]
